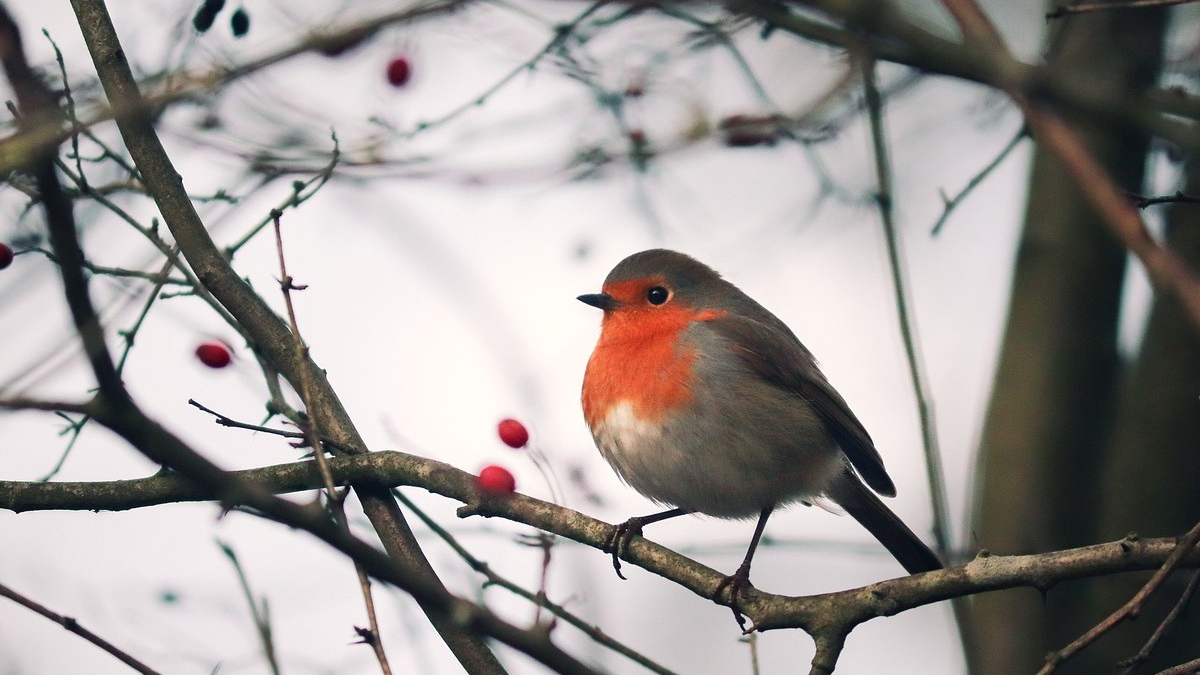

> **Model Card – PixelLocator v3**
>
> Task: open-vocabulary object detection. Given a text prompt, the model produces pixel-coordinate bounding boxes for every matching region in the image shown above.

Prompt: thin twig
[860,49,952,557]
[1134,191,1200,209]
[0,581,165,675]
[26,246,189,285]
[392,489,684,675]
[9,5,570,671]
[36,256,175,481]
[860,47,969,663]
[115,258,179,373]
[52,157,244,334]
[0,397,91,413]
[188,399,307,442]
[271,211,393,675]
[1038,519,1200,675]
[0,0,470,178]
[741,631,761,675]
[1120,570,1200,675]
[400,1,607,137]
[225,133,339,256]
[41,29,85,188]
[38,413,88,481]
[936,0,1200,336]
[218,541,282,675]
[931,126,1028,235]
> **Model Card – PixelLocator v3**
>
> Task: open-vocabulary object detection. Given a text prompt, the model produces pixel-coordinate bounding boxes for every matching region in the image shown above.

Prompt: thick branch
[3,451,1198,638]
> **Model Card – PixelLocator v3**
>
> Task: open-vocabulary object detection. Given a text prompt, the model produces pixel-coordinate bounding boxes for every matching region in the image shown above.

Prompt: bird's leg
[604,507,691,580]
[713,506,774,632]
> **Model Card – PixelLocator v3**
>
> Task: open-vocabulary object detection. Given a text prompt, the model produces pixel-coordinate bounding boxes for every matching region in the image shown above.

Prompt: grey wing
[708,313,898,497]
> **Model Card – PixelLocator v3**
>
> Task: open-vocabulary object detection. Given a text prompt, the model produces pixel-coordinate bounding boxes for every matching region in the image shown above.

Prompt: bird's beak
[577,292,617,310]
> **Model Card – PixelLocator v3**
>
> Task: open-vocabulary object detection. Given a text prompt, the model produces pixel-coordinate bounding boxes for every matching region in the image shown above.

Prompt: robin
[578,248,942,625]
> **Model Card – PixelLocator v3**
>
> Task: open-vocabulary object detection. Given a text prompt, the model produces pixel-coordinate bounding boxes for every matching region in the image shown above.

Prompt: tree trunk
[967,6,1166,674]
[1083,152,1200,673]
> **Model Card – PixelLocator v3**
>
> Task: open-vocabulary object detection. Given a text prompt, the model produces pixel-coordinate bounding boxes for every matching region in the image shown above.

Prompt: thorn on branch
[279,275,308,291]
[352,625,379,647]
[1121,532,1141,553]
[1132,191,1200,209]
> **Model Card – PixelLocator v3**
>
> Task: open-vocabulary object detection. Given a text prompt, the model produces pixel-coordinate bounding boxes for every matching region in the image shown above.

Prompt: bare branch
[1120,571,1200,675]
[0,581,165,675]
[932,126,1028,236]
[217,541,282,675]
[68,0,508,670]
[270,209,394,675]
[394,490,684,675]
[0,0,471,178]
[4,451,1200,640]
[923,0,1200,334]
[1047,0,1198,20]
[1135,192,1200,209]
[1037,519,1200,675]
[728,0,1200,148]
[0,397,92,414]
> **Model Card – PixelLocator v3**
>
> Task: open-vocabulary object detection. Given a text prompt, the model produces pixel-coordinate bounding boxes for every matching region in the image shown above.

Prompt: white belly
[589,400,841,518]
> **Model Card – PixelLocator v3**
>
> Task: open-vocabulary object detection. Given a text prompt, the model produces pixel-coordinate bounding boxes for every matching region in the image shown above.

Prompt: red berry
[0,243,12,270]
[386,57,411,87]
[717,114,781,148]
[476,464,516,495]
[195,342,232,368]
[497,418,529,448]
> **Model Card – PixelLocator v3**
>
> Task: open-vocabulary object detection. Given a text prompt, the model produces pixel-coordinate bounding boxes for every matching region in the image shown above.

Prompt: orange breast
[582,305,702,427]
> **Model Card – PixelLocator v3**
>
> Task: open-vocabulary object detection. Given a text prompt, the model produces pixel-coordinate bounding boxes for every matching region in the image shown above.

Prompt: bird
[578,248,942,626]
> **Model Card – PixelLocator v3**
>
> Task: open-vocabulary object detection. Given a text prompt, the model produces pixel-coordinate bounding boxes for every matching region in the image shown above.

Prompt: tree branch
[932,0,1200,334]
[66,1,506,671]
[0,581,165,675]
[1038,519,1200,675]
[726,0,1200,148]
[3,451,1198,639]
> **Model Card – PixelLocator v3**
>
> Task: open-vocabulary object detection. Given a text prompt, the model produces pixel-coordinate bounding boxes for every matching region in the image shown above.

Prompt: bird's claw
[602,517,647,580]
[713,562,754,632]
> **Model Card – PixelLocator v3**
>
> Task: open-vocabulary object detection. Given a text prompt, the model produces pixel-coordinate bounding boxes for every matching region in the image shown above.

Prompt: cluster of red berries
[475,418,529,495]
[0,243,13,270]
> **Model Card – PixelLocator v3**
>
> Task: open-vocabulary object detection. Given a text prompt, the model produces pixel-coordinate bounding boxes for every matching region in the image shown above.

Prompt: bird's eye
[646,286,669,305]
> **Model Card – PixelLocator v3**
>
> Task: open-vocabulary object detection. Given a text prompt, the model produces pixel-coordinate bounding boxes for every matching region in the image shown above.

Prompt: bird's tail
[825,471,943,574]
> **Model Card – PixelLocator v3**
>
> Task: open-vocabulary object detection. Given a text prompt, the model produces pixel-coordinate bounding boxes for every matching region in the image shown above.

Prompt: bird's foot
[713,562,754,632]
[602,517,648,580]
